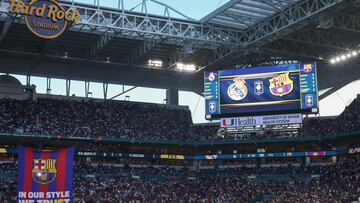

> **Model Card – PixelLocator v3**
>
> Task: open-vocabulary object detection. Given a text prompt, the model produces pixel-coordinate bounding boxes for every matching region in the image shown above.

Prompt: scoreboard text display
[204,63,319,119]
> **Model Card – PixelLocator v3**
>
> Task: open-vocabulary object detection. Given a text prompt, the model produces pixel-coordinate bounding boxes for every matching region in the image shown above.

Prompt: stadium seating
[0,98,192,140]
[0,160,359,202]
[1,97,360,142]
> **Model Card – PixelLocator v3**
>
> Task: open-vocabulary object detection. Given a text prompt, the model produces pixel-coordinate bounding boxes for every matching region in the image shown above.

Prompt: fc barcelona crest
[227,77,247,101]
[32,159,57,185]
[269,73,294,97]
[303,64,312,73]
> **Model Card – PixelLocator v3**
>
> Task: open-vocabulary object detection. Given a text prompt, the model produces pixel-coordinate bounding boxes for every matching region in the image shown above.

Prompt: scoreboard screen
[204,63,319,120]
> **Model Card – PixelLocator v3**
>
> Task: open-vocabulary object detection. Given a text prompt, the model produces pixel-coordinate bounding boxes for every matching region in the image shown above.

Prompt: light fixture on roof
[330,49,360,64]
[176,63,196,72]
[148,59,163,68]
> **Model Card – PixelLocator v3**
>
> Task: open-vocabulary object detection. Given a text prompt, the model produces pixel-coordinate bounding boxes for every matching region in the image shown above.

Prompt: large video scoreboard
[204,63,319,120]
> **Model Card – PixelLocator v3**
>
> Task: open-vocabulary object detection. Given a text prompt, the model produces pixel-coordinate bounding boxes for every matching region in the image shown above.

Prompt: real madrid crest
[227,76,247,101]
[208,72,215,81]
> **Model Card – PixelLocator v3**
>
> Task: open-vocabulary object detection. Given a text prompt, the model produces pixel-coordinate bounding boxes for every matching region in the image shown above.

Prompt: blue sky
[72,0,229,20]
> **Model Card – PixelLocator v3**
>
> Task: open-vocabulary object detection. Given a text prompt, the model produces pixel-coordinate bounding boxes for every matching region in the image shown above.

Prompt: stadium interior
[0,0,360,202]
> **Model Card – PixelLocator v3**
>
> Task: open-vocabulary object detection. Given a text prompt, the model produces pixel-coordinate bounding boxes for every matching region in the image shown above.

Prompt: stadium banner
[221,113,302,127]
[191,150,337,160]
[6,147,338,161]
[17,145,75,203]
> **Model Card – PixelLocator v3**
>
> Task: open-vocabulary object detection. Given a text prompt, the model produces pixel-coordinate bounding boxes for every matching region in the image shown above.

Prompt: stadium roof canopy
[200,0,301,31]
[0,0,360,99]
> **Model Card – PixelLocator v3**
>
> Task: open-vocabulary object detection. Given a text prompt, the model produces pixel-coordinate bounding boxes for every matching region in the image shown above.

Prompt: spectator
[0,160,359,202]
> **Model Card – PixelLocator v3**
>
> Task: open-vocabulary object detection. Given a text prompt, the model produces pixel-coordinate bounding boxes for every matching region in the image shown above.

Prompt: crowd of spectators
[1,96,360,142]
[195,95,360,141]
[0,178,16,203]
[302,96,360,137]
[0,160,359,202]
[0,98,192,140]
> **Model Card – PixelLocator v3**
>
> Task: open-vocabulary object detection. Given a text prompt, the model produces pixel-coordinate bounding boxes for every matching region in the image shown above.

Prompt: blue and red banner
[17,146,75,203]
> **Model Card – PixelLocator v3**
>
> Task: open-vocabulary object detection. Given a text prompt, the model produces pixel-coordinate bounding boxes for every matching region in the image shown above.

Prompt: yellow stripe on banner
[45,159,56,170]
[46,160,50,169]
[219,70,299,80]
[220,99,300,107]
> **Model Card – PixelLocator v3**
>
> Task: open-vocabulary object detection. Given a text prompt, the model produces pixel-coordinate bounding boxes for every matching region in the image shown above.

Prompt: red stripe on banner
[23,147,33,198]
[39,151,50,200]
[56,148,67,192]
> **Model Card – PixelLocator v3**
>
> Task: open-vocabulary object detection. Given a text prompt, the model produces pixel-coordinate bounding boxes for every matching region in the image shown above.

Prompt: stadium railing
[0,130,359,145]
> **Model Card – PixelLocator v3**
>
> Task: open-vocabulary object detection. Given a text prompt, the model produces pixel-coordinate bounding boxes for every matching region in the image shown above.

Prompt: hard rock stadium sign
[8,0,79,39]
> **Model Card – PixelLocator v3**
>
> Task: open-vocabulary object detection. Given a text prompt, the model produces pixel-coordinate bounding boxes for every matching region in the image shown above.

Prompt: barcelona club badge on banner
[17,146,75,203]
[32,159,57,185]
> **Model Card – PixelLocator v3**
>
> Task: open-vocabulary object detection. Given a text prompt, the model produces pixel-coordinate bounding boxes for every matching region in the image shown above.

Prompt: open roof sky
[69,0,230,20]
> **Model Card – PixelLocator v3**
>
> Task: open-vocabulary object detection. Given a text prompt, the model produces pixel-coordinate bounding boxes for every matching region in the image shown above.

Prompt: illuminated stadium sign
[204,63,319,119]
[8,0,80,39]
[221,113,302,127]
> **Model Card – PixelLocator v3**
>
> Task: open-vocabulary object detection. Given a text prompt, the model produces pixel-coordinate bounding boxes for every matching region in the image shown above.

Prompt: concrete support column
[166,88,178,105]
[46,78,51,94]
[103,83,108,100]
[66,79,71,97]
